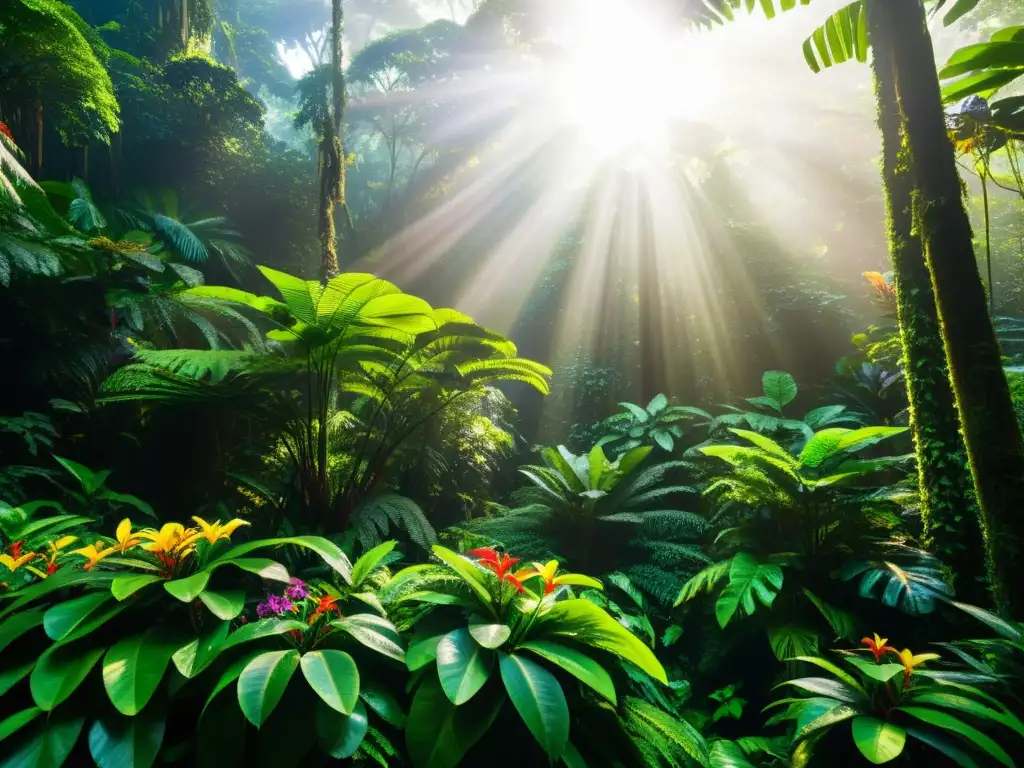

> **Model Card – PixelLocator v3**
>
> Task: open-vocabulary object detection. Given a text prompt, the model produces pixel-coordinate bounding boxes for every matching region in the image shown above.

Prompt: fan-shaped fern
[350,493,437,553]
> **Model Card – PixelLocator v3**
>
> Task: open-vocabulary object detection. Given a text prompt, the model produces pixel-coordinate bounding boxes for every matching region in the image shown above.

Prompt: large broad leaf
[197,590,245,621]
[0,610,45,654]
[200,650,264,717]
[898,706,1013,766]
[499,653,570,760]
[210,536,352,584]
[762,371,797,408]
[715,553,783,628]
[237,650,301,727]
[407,633,445,671]
[0,708,41,744]
[333,614,405,662]
[431,546,493,605]
[535,599,667,683]
[851,717,906,764]
[315,699,368,759]
[30,644,105,711]
[217,617,307,657]
[675,561,731,606]
[406,675,502,768]
[1,712,84,768]
[468,621,511,649]
[300,650,360,715]
[845,657,904,683]
[43,593,110,642]
[436,628,493,705]
[110,576,163,602]
[519,640,616,703]
[172,621,230,679]
[103,628,183,716]
[87,709,165,768]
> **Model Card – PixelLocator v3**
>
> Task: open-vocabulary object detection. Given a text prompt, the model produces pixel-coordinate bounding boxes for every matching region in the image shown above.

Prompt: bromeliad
[514,560,603,595]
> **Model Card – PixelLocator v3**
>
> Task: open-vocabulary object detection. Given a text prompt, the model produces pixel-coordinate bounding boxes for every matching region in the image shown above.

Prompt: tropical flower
[863,271,897,302]
[72,541,117,570]
[0,121,12,142]
[860,633,897,663]
[186,516,249,545]
[0,551,38,572]
[467,547,525,593]
[285,578,309,600]
[115,519,143,552]
[310,594,341,623]
[257,593,297,618]
[897,648,940,689]
[27,536,78,578]
[513,560,603,595]
[139,523,197,568]
[8,540,24,559]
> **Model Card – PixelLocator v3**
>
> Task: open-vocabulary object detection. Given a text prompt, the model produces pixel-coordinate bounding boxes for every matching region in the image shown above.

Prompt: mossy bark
[868,0,1024,617]
[867,5,988,606]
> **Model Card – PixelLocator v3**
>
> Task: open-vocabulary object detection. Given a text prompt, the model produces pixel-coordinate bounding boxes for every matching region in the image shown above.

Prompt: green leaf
[300,650,360,715]
[468,621,511,649]
[536,599,667,683]
[103,628,183,716]
[519,640,616,703]
[0,659,34,697]
[407,633,445,671]
[30,644,104,711]
[163,570,210,603]
[562,741,588,768]
[762,371,797,407]
[794,703,857,741]
[1,712,84,768]
[499,652,569,760]
[675,561,731,606]
[0,708,41,744]
[436,628,493,705]
[201,650,263,716]
[212,536,352,584]
[802,589,856,639]
[360,682,405,727]
[431,546,493,605]
[767,624,818,661]
[315,699,368,759]
[87,709,165,768]
[350,541,397,589]
[333,614,405,662]
[111,575,163,602]
[851,717,906,764]
[237,650,301,727]
[172,621,230,679]
[620,402,650,422]
[198,590,245,621]
[0,610,45,654]
[913,691,1024,738]
[218,617,307,656]
[898,706,1013,766]
[846,656,904,683]
[715,553,783,628]
[406,675,502,768]
[43,593,110,642]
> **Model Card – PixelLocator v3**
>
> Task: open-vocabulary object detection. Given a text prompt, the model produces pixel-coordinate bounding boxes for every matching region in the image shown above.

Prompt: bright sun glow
[547,0,719,158]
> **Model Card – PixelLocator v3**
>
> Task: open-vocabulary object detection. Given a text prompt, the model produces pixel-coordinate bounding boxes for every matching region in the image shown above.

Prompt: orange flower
[863,271,897,302]
[309,595,342,623]
[860,633,897,663]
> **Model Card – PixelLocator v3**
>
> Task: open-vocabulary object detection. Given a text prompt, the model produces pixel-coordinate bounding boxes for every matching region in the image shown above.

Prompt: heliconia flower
[71,541,116,570]
[466,547,520,580]
[27,536,78,579]
[0,551,38,572]
[8,540,24,559]
[115,519,143,552]
[186,516,250,545]
[285,578,309,600]
[897,648,940,689]
[513,560,604,595]
[860,633,897,663]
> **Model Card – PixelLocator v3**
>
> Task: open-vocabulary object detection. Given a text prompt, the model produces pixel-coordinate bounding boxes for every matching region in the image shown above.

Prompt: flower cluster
[464,548,602,597]
[255,578,342,631]
[860,633,940,689]
[0,516,250,583]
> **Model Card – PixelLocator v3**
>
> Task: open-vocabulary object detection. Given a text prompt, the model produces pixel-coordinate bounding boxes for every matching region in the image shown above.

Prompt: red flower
[466,547,520,580]
[8,540,24,559]
[860,633,897,663]
[0,122,12,142]
[309,595,341,624]
[46,561,60,576]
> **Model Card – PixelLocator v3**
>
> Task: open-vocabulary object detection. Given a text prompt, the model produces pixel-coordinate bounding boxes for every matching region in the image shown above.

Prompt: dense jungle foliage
[5,0,1024,766]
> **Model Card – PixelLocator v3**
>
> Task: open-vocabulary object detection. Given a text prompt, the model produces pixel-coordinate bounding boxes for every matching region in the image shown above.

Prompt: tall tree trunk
[317,139,340,282]
[873,0,1024,617]
[180,0,189,50]
[331,0,356,265]
[867,3,989,606]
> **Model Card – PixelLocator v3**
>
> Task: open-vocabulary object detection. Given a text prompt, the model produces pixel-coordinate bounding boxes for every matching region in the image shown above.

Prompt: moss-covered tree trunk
[866,2,988,606]
[871,0,1024,616]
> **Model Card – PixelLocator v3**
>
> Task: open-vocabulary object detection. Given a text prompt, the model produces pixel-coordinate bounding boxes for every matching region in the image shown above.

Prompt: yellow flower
[138,523,197,566]
[0,552,38,572]
[186,516,249,545]
[115,519,143,552]
[27,536,79,578]
[513,559,604,595]
[897,648,940,689]
[72,541,117,570]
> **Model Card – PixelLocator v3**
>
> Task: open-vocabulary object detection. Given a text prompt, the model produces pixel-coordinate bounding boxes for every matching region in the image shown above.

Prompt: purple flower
[266,593,296,615]
[256,601,273,618]
[285,578,309,600]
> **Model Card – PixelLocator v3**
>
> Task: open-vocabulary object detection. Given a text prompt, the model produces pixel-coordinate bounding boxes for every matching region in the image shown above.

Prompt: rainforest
[4,0,1024,766]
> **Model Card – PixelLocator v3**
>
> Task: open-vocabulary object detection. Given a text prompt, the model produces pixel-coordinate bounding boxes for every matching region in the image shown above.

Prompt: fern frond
[621,697,709,768]
[351,493,437,552]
